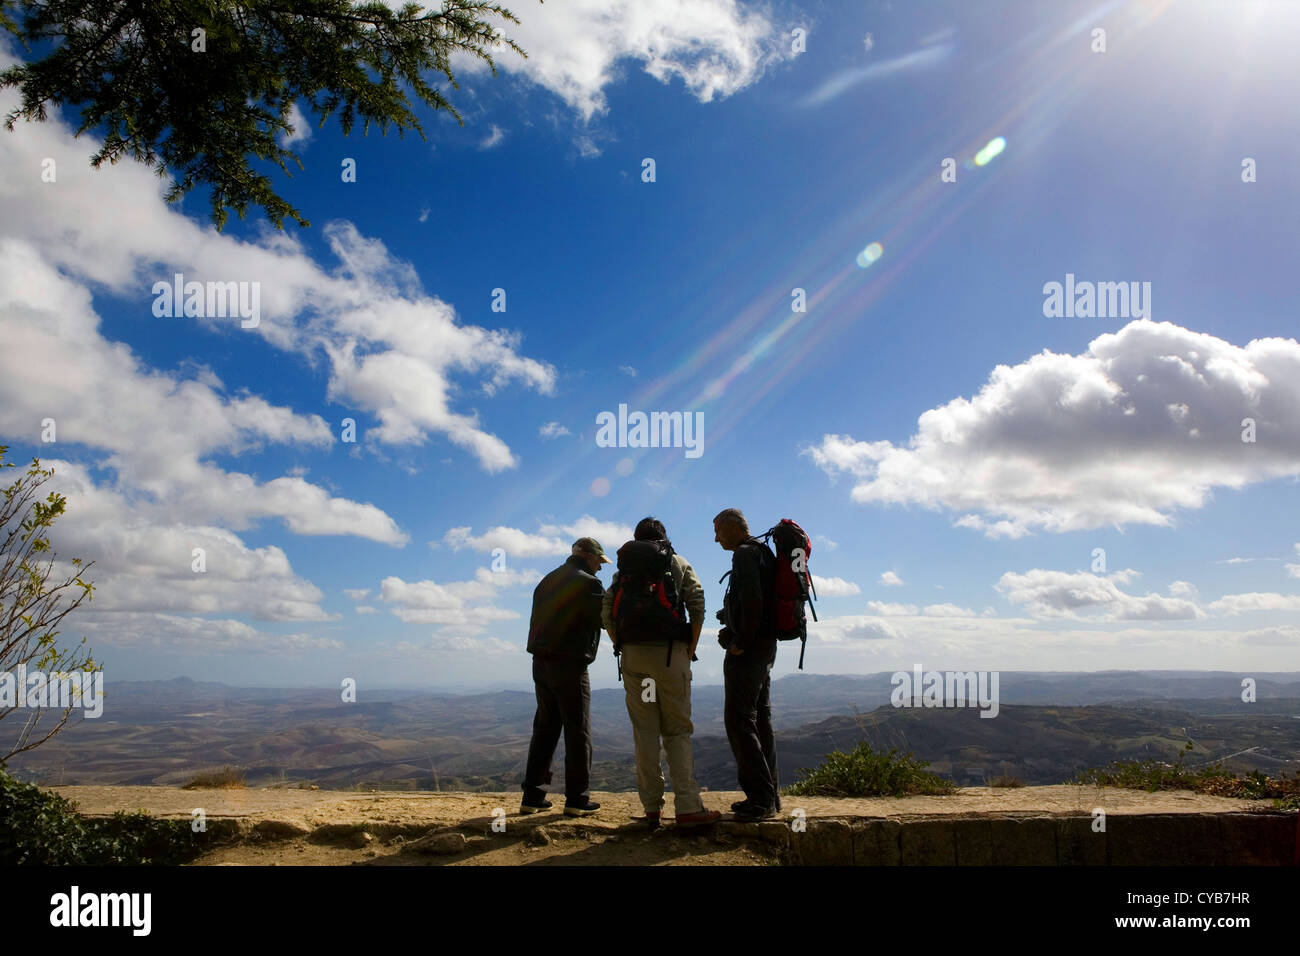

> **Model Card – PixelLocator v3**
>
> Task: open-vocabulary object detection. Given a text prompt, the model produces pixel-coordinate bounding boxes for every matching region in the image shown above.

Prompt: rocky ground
[51,784,1268,866]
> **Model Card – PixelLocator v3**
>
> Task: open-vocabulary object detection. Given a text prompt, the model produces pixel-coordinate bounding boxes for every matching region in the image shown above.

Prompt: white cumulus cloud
[443,516,634,558]
[277,102,313,147]
[378,567,539,635]
[540,422,571,439]
[866,601,918,616]
[79,613,343,655]
[1207,592,1300,616]
[0,72,555,480]
[811,575,860,597]
[477,0,789,122]
[807,321,1300,538]
[996,569,1204,621]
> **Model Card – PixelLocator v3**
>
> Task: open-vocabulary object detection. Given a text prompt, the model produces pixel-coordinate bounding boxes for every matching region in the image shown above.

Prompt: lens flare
[590,477,610,497]
[856,241,884,268]
[973,136,1006,167]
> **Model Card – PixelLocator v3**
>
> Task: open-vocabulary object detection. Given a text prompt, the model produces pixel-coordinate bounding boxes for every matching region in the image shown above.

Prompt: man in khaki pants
[603,517,720,827]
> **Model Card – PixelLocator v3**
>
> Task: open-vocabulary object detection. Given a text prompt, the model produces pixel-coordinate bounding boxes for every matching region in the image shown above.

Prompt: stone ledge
[779,812,1298,866]
[51,785,1298,866]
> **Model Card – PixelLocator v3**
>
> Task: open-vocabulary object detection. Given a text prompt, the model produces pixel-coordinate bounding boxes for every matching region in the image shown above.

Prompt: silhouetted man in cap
[521,537,609,816]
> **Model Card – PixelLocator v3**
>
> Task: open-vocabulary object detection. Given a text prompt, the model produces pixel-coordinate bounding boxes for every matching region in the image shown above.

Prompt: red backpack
[760,519,818,669]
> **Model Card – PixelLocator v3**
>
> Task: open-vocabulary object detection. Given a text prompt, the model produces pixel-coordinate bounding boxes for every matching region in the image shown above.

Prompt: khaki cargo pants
[618,641,703,816]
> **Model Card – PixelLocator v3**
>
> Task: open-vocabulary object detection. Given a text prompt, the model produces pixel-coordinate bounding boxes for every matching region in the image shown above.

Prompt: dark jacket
[721,538,776,649]
[527,555,604,664]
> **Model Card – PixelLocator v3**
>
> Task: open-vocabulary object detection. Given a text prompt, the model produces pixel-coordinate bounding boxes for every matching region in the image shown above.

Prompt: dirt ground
[52,784,1264,866]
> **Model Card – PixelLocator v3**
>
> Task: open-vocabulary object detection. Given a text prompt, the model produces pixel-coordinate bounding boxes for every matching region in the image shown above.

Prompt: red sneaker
[676,809,721,827]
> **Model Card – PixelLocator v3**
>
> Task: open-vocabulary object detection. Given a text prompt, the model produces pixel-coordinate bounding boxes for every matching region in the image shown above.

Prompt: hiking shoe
[734,806,776,823]
[564,800,601,817]
[637,810,661,830]
[676,809,721,828]
[519,797,553,814]
[732,796,780,813]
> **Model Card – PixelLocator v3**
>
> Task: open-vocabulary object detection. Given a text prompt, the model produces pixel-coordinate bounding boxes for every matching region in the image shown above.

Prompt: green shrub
[0,769,211,864]
[1078,742,1300,808]
[785,742,958,798]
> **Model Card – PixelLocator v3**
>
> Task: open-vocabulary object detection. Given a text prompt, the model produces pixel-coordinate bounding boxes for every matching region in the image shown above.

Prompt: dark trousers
[523,655,592,804]
[723,641,779,811]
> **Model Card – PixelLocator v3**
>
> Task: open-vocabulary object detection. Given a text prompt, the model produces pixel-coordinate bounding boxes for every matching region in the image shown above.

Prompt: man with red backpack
[602,517,721,828]
[713,507,782,822]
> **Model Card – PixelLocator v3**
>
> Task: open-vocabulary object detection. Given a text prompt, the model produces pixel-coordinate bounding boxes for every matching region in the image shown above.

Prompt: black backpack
[610,539,690,666]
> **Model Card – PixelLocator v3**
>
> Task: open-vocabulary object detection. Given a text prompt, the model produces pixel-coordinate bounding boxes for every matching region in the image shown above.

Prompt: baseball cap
[572,537,611,563]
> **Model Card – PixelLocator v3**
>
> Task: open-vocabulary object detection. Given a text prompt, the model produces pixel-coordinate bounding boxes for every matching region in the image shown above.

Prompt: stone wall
[737,812,1299,865]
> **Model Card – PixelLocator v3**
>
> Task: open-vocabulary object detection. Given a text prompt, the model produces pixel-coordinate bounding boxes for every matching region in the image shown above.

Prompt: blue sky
[2,0,1298,691]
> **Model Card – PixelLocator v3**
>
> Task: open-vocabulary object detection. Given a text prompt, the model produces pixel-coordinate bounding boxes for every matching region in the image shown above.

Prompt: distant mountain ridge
[7,672,1298,790]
